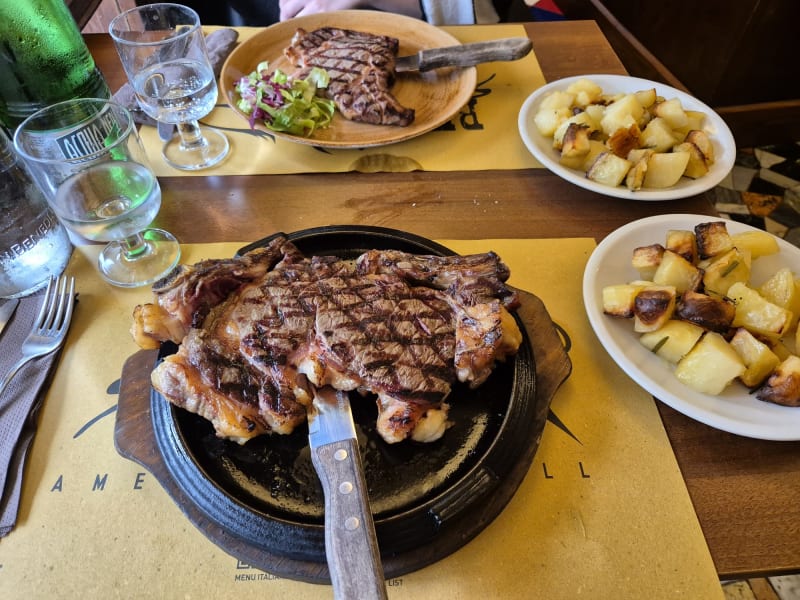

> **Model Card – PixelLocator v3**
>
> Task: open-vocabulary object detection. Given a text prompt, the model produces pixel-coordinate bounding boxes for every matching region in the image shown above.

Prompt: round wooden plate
[219,10,477,148]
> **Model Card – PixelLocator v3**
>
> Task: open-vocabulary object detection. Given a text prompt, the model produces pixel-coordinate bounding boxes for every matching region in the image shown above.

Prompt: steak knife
[308,385,388,600]
[0,299,19,339]
[395,37,533,73]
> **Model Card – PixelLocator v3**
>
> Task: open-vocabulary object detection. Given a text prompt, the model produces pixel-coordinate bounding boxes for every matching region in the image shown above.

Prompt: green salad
[235,62,335,136]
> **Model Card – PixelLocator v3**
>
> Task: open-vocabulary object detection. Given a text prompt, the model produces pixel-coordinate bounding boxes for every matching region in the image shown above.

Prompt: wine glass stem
[120,232,150,261]
[176,120,208,151]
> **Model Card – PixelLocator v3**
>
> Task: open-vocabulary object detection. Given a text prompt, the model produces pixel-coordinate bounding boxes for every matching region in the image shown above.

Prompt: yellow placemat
[0,239,722,599]
[142,25,546,177]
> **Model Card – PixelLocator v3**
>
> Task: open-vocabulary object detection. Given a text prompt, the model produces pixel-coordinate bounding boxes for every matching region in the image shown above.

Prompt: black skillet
[150,225,540,581]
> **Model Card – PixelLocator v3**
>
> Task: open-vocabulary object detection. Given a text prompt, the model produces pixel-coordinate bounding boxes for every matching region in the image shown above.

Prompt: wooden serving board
[114,289,571,581]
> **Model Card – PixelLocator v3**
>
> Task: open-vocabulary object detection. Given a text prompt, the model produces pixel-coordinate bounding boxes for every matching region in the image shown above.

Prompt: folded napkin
[112,28,240,127]
[0,294,71,537]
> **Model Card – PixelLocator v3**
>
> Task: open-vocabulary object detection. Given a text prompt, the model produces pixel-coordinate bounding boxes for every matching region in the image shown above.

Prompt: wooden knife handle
[416,37,533,72]
[311,438,388,600]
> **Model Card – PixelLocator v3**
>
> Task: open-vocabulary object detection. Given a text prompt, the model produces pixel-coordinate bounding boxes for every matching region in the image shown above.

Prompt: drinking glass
[109,3,229,171]
[14,98,180,288]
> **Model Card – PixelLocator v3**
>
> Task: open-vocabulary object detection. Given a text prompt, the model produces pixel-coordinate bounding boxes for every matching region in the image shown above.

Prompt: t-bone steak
[131,236,522,444]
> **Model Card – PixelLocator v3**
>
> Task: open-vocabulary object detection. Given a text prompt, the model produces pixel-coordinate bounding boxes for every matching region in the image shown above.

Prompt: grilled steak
[133,237,522,444]
[285,27,415,127]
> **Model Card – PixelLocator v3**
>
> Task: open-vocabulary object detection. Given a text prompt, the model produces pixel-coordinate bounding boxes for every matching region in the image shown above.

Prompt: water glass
[13,98,180,288]
[109,3,229,171]
[0,128,72,298]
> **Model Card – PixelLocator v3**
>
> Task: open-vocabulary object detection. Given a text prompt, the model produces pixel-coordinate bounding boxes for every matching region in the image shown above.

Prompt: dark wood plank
[657,402,800,578]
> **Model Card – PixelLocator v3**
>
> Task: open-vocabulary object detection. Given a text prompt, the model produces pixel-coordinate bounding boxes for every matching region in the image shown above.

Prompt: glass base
[162,126,229,171]
[97,228,181,288]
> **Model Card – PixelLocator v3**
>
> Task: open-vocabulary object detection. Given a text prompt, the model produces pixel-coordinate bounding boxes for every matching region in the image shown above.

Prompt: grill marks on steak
[285,27,415,127]
[137,237,521,445]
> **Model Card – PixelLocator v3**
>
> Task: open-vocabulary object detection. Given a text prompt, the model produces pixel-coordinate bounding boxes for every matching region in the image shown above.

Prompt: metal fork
[0,275,76,397]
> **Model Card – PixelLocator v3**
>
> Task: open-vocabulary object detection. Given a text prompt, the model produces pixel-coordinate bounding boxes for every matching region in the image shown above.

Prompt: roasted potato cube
[600,93,645,136]
[634,87,657,108]
[606,122,642,158]
[559,152,587,170]
[756,355,800,406]
[559,123,592,158]
[730,230,779,258]
[665,229,698,264]
[627,148,654,164]
[695,221,734,259]
[673,141,709,179]
[673,110,707,138]
[759,267,800,329]
[581,140,609,171]
[565,78,603,107]
[633,285,676,332]
[685,129,715,164]
[728,281,793,340]
[652,250,702,293]
[584,104,606,127]
[586,151,632,187]
[632,243,665,280]
[675,290,736,333]
[539,90,575,110]
[643,151,690,188]
[639,319,704,363]
[625,151,649,191]
[553,112,599,149]
[652,97,689,129]
[602,283,646,318]
[640,117,677,153]
[534,106,572,137]
[675,332,745,395]
[701,247,751,297]
[729,328,781,388]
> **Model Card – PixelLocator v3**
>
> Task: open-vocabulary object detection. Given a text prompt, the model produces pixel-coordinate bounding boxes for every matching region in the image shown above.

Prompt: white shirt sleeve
[419,0,500,25]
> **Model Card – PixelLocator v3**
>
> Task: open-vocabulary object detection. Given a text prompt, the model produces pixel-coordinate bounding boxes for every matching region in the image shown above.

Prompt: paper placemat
[142,25,546,177]
[0,239,722,599]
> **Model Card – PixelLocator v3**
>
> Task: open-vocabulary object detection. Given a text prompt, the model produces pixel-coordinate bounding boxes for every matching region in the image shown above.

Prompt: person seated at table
[280,0,512,24]
[170,0,520,27]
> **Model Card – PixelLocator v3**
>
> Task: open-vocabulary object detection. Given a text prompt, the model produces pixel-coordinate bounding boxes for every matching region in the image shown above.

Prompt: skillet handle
[312,438,388,600]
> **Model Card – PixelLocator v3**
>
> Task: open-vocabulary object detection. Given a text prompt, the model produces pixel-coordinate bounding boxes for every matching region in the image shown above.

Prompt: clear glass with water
[0,128,72,298]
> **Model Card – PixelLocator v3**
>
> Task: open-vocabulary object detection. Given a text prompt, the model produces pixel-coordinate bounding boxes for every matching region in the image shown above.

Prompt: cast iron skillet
[150,225,538,580]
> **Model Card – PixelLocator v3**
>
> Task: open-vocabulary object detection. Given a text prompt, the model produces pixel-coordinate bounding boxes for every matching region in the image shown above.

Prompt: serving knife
[0,298,19,339]
[395,37,533,73]
[308,385,388,600]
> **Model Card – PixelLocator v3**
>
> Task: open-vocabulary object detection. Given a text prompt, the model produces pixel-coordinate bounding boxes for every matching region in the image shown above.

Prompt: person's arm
[279,0,424,22]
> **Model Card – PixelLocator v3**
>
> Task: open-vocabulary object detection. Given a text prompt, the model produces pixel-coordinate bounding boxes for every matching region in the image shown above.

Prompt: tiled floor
[724,574,800,600]
[713,143,800,238]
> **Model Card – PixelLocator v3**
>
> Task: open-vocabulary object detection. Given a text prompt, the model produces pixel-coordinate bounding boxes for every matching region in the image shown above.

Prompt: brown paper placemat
[142,25,546,177]
[0,239,722,599]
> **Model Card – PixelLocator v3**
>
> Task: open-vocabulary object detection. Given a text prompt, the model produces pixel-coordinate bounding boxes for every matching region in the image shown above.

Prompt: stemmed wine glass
[109,3,229,171]
[14,98,180,287]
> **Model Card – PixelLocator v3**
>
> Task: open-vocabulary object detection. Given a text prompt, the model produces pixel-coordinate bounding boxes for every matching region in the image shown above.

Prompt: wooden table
[84,20,800,580]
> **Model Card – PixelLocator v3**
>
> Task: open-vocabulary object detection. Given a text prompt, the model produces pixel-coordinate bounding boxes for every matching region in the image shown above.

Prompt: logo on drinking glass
[54,109,119,160]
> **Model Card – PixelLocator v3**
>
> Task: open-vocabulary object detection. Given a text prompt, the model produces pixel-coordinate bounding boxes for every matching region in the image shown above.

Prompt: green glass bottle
[0,0,110,130]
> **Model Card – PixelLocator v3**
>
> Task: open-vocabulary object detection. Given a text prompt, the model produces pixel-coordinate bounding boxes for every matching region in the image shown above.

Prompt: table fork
[0,275,76,397]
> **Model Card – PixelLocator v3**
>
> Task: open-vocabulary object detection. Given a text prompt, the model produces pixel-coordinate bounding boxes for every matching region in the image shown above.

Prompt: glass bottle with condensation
[0,128,72,298]
[0,0,110,131]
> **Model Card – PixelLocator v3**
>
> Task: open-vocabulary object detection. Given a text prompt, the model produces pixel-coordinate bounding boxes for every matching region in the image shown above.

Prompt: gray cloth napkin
[112,28,240,126]
[0,293,70,537]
